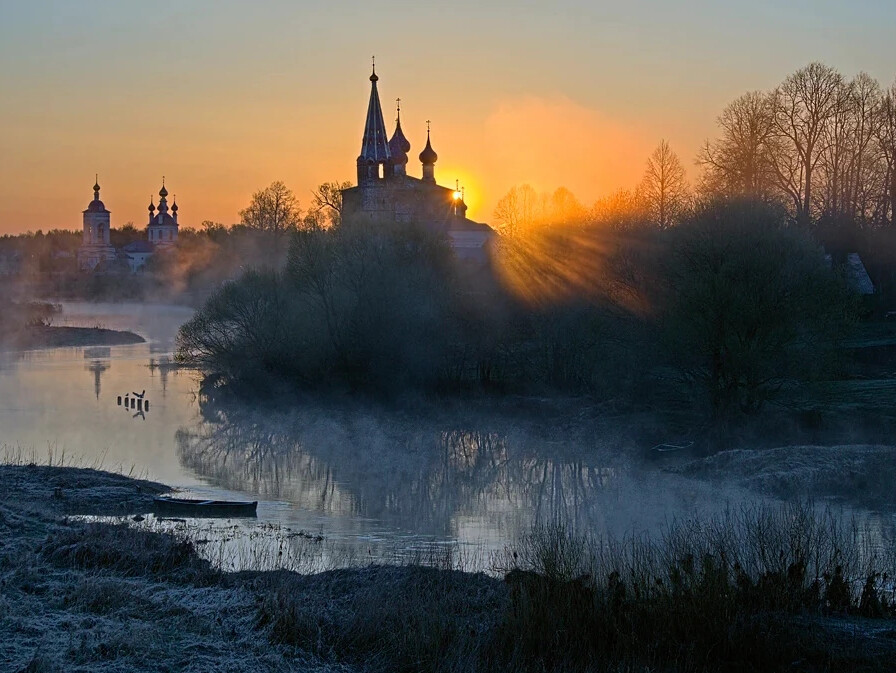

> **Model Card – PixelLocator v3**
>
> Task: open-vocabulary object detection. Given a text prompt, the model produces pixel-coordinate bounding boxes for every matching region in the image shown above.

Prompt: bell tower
[356,58,391,184]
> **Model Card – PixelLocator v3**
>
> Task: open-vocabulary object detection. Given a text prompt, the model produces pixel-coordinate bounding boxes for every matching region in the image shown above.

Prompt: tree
[660,200,855,417]
[494,184,538,237]
[239,181,303,237]
[769,63,844,222]
[876,82,896,226]
[548,187,587,225]
[639,140,689,228]
[697,91,778,202]
[310,181,353,228]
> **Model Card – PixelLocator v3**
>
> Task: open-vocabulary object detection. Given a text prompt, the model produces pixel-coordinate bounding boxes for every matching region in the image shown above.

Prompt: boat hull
[152,497,258,518]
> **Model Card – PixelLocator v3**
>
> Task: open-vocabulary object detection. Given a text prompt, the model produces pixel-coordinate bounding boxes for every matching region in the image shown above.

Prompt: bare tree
[493,184,538,237]
[240,181,303,237]
[589,188,647,230]
[876,82,896,226]
[769,63,843,222]
[548,187,587,225]
[640,140,689,228]
[311,181,353,228]
[697,91,778,201]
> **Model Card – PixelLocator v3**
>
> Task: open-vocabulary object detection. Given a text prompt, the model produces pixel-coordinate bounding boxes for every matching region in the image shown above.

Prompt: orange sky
[1,1,894,235]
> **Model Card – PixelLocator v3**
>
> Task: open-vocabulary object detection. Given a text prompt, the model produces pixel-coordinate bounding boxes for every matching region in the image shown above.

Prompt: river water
[1,303,893,571]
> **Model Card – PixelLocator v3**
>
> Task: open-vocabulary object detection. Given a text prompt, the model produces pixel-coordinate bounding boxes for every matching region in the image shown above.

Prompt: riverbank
[671,444,896,510]
[3,465,896,672]
[0,326,145,351]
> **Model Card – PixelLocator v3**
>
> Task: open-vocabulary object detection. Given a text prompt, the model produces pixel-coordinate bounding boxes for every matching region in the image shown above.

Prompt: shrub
[658,200,857,417]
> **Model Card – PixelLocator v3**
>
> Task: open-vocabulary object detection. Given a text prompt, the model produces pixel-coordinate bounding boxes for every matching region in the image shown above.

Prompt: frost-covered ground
[4,464,896,673]
[671,444,896,508]
[0,465,499,672]
[0,465,344,672]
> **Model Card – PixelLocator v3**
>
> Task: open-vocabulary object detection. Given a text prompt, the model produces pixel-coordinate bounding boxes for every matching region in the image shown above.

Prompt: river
[1,302,892,571]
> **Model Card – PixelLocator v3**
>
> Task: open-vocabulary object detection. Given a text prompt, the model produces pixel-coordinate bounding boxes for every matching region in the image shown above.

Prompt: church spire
[357,58,391,184]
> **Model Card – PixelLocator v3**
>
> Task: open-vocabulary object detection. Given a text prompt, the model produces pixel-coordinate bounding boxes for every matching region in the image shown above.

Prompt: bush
[658,200,857,417]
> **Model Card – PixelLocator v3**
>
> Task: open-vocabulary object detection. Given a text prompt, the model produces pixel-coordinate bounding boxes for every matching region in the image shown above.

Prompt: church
[78,179,180,272]
[341,64,494,262]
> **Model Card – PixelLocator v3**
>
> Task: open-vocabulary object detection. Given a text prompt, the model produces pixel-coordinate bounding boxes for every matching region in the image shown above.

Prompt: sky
[1,0,895,235]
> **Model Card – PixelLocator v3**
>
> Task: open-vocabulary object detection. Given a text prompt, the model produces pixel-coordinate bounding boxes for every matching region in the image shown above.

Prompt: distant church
[341,64,493,261]
[77,178,117,271]
[78,179,180,272]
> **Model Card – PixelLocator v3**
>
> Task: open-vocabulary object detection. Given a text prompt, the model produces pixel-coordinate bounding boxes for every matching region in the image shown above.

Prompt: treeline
[0,180,351,305]
[496,63,896,232]
[492,63,896,309]
[177,198,856,420]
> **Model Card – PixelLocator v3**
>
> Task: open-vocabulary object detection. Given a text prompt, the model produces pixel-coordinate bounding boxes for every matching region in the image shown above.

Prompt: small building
[77,179,117,271]
[340,65,494,263]
[122,240,155,272]
[825,251,876,296]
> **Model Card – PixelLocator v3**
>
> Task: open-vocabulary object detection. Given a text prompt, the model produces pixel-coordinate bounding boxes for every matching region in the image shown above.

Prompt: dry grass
[3,464,896,672]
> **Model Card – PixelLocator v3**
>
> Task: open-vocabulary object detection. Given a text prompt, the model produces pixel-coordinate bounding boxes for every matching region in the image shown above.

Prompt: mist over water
[2,303,893,570]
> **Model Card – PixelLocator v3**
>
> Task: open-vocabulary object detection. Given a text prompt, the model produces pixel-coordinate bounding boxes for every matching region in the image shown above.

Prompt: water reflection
[84,347,111,400]
[176,404,697,551]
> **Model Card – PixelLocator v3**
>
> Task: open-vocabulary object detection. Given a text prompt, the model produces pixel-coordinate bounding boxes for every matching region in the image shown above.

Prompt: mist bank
[4,465,896,673]
[0,225,289,308]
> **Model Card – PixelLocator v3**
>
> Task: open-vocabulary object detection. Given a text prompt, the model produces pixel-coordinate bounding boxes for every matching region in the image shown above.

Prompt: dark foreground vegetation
[176,199,876,438]
[3,465,896,672]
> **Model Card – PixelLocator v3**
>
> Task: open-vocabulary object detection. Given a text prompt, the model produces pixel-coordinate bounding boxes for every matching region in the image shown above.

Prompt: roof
[419,132,438,164]
[846,253,875,295]
[358,68,391,163]
[84,200,109,214]
[148,213,177,227]
[388,117,410,165]
[448,218,494,234]
[123,241,155,253]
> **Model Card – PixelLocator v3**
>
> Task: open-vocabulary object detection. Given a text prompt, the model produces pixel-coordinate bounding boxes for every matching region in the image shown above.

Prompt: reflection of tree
[176,404,620,541]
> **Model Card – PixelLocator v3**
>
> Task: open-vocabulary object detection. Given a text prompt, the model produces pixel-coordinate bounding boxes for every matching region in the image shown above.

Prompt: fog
[2,302,894,572]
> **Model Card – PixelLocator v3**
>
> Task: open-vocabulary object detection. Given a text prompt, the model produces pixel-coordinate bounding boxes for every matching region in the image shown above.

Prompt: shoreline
[3,464,895,672]
[0,325,145,352]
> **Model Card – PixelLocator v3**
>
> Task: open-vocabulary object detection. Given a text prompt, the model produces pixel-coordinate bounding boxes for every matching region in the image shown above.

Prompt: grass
[250,503,896,673]
[490,505,896,672]
[3,463,896,672]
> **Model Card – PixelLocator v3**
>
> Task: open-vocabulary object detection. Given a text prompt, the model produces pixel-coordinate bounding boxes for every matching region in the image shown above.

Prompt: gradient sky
[1,0,894,234]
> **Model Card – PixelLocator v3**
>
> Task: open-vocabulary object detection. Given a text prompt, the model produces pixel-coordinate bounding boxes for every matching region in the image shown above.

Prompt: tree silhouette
[640,140,689,228]
[697,91,777,201]
[311,181,353,228]
[240,181,303,237]
[770,63,843,222]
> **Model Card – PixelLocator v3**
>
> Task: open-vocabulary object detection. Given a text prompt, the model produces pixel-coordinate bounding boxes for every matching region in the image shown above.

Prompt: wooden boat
[152,496,258,517]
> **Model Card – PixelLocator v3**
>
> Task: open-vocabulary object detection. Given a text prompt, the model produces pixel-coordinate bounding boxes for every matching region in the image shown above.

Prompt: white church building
[78,179,180,272]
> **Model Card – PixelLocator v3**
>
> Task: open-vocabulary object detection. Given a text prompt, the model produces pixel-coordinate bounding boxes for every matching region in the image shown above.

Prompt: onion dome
[388,104,411,166]
[148,197,156,214]
[85,177,108,212]
[419,128,438,165]
[171,199,178,213]
[159,183,168,198]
